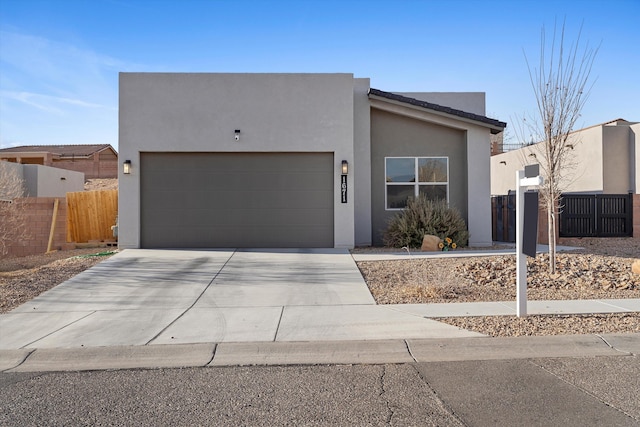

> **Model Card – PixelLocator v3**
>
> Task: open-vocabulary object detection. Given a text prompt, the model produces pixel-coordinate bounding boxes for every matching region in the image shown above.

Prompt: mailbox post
[516,164,543,317]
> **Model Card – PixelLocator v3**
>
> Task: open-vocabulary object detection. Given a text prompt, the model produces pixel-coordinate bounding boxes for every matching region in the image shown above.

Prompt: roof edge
[369,88,507,130]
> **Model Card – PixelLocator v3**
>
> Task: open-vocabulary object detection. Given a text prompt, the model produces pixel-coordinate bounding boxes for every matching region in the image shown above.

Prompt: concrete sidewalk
[1,247,639,371]
[350,243,580,261]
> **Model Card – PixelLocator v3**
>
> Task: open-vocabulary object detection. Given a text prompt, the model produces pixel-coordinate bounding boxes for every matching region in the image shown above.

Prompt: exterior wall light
[123,160,132,174]
[341,160,349,175]
[234,129,241,141]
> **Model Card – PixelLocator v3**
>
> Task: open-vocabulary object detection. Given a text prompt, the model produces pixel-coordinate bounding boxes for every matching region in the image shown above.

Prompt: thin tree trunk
[548,198,556,274]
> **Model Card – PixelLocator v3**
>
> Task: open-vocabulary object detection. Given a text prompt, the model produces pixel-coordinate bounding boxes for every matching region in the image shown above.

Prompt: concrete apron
[0,248,481,350]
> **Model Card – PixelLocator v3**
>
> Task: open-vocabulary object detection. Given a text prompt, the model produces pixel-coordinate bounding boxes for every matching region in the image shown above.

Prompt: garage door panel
[141,153,334,248]
[142,225,332,248]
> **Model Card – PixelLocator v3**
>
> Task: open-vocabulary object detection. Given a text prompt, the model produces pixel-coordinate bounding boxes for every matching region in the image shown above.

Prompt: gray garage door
[140,152,334,248]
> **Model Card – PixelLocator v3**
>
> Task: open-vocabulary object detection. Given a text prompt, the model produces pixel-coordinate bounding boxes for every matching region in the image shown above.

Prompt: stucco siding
[353,78,372,246]
[602,125,632,193]
[465,126,492,246]
[398,92,486,116]
[631,123,639,194]
[370,108,467,246]
[22,165,84,197]
[491,126,606,195]
[119,73,356,249]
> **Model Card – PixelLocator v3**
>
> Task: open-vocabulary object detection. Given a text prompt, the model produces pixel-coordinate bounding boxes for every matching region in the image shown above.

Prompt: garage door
[140,152,334,248]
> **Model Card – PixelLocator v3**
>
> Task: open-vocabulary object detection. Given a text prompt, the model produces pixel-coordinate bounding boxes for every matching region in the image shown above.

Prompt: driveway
[0,249,482,349]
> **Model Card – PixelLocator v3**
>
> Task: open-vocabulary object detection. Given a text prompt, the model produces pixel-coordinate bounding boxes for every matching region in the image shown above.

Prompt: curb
[2,333,638,373]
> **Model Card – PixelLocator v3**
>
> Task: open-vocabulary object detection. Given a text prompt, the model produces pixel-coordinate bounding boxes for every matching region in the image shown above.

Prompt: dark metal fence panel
[560,193,632,238]
[491,194,516,243]
[597,194,633,237]
[560,195,596,237]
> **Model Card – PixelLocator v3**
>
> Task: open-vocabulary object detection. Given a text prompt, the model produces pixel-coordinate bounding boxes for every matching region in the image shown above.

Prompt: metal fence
[491,193,633,241]
[491,194,516,242]
[559,194,633,238]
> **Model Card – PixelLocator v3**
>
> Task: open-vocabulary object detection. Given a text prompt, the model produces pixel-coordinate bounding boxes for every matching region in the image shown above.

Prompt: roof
[0,144,117,157]
[369,88,507,131]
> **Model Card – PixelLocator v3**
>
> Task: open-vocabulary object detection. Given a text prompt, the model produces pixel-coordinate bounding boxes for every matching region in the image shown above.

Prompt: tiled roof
[0,144,116,157]
[369,88,507,130]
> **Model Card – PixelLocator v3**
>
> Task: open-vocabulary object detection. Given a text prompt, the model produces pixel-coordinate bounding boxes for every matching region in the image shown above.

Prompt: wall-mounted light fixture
[566,144,574,149]
[341,160,349,175]
[234,129,241,141]
[123,160,132,174]
[499,161,507,165]
[528,153,537,158]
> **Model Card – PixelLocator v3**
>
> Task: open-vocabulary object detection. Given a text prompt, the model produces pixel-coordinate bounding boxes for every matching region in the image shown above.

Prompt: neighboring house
[491,119,640,238]
[118,73,506,249]
[0,144,118,179]
[1,161,84,258]
[491,119,639,195]
[0,161,84,197]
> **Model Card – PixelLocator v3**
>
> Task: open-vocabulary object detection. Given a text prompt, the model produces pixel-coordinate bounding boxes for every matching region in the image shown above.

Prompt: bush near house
[383,195,470,248]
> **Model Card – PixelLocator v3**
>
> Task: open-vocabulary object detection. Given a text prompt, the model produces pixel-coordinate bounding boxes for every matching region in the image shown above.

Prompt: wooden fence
[66,190,118,243]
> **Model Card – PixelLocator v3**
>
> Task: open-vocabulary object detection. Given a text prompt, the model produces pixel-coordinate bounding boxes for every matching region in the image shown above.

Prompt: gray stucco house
[118,73,505,249]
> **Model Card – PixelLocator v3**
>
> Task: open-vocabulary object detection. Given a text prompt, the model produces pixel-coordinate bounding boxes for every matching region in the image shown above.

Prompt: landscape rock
[421,235,442,252]
[632,259,640,275]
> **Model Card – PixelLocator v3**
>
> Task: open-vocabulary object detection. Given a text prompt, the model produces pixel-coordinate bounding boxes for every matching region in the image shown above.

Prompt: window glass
[385,157,449,210]
[386,185,414,209]
[419,185,447,201]
[418,158,447,183]
[386,158,415,183]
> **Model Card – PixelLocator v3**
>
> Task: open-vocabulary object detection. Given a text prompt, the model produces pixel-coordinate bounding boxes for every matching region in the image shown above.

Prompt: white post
[516,169,527,317]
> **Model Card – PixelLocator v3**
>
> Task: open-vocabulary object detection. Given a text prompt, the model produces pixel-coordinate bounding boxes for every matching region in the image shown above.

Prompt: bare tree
[520,20,598,273]
[0,162,29,257]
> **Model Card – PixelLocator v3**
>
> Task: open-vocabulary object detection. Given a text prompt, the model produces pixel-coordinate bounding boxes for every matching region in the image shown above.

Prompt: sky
[0,0,638,150]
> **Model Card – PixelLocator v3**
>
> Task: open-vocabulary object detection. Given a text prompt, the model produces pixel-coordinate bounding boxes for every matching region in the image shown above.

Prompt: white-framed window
[385,157,449,210]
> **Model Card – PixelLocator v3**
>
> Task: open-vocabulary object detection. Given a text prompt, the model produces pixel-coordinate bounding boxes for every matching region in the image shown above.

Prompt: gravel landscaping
[1,238,639,337]
[0,249,116,313]
[356,237,640,337]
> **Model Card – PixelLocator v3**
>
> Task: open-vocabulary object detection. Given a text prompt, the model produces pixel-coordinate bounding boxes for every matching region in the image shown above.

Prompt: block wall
[4,197,69,258]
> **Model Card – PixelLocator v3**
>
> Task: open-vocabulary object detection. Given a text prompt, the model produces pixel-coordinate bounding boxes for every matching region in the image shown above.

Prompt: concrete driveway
[1,249,482,350]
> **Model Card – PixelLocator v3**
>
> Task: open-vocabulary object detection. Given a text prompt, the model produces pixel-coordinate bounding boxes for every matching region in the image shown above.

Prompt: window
[385,157,448,209]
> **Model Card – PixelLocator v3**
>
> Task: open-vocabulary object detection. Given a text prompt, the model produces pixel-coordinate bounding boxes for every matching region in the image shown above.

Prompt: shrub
[383,195,470,248]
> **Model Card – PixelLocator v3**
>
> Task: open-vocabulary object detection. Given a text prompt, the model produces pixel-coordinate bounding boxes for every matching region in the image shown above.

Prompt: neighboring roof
[572,118,634,133]
[369,88,507,131]
[0,144,117,157]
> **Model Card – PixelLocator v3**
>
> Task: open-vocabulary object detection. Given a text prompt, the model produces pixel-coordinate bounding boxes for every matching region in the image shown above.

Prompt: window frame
[384,156,449,211]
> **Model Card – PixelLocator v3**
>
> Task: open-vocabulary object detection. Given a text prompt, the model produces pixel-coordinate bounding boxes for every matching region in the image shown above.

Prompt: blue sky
[1,0,638,150]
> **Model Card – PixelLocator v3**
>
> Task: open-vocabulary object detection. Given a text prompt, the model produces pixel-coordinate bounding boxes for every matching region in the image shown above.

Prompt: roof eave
[369,89,506,134]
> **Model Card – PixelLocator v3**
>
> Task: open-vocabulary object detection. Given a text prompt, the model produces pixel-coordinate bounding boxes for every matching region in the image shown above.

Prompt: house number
[341,175,347,203]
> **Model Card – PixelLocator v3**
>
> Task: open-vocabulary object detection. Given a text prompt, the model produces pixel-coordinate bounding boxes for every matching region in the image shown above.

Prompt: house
[0,144,118,179]
[118,73,506,249]
[0,161,84,197]
[491,119,640,237]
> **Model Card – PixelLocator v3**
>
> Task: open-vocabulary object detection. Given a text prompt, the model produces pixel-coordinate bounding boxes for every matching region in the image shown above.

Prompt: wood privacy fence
[66,190,118,243]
